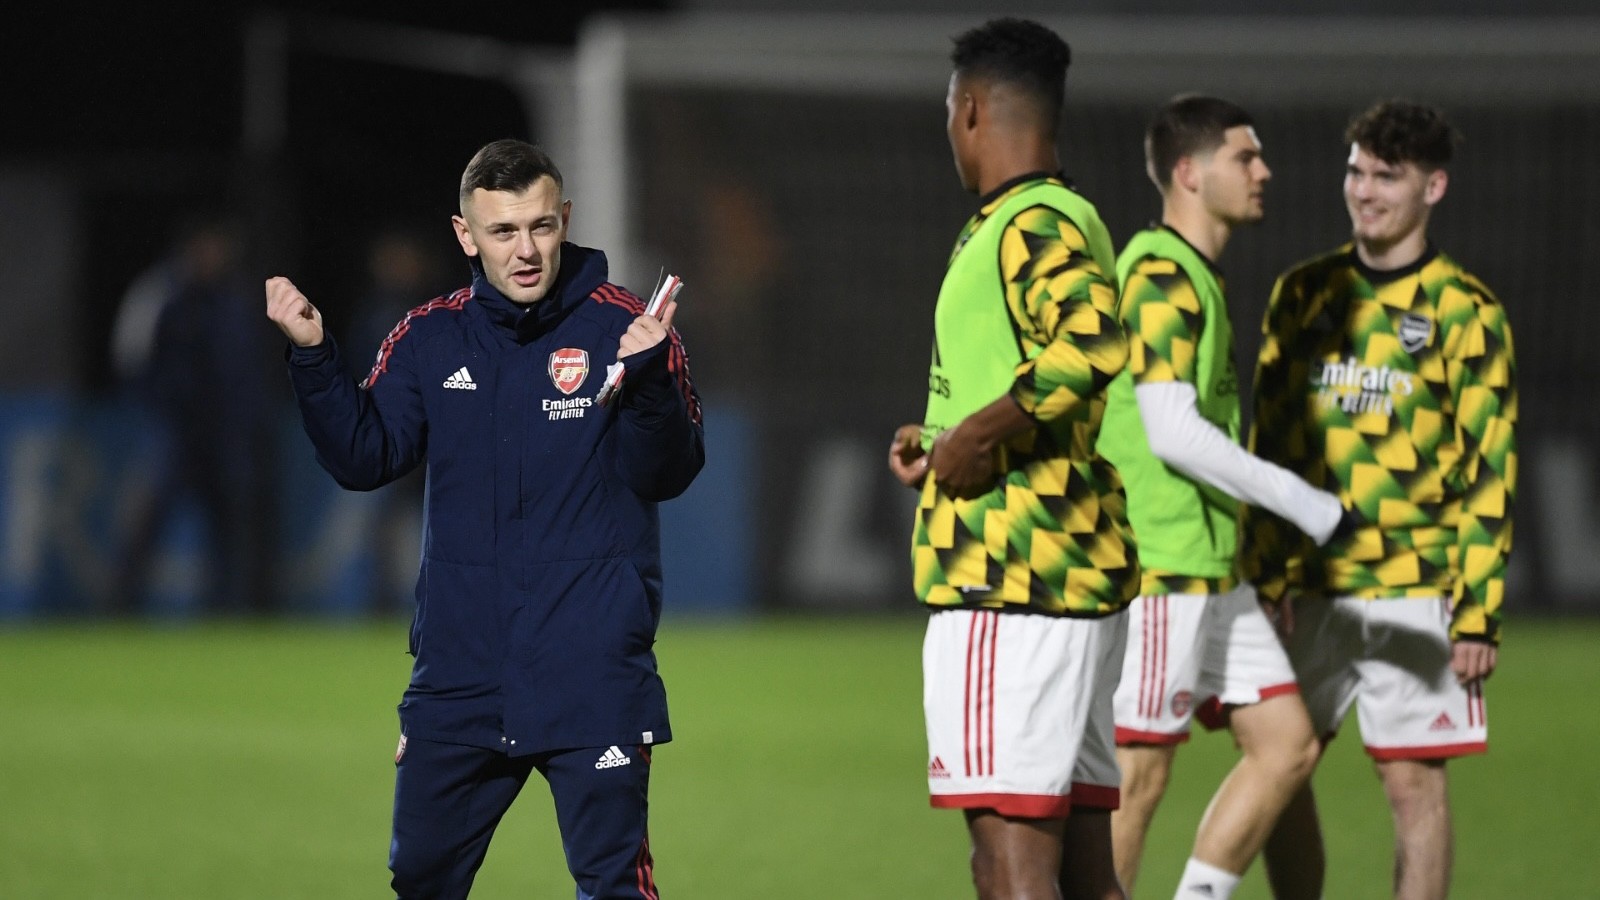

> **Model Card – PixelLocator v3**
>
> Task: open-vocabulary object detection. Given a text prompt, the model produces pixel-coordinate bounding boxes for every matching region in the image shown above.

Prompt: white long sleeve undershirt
[1134,381,1342,545]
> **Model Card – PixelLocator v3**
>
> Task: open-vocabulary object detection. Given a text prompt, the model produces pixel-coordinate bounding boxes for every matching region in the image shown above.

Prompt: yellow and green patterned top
[1099,226,1241,596]
[1240,246,1516,642]
[915,173,1139,617]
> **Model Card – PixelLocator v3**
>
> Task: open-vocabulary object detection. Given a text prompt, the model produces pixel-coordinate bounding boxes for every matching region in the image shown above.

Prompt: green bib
[1098,227,1240,580]
[922,182,1116,444]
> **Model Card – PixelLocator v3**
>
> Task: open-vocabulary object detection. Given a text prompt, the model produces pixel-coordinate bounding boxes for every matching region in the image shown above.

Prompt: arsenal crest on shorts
[548,348,589,395]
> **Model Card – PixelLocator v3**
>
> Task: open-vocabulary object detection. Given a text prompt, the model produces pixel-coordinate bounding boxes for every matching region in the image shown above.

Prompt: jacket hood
[470,242,610,341]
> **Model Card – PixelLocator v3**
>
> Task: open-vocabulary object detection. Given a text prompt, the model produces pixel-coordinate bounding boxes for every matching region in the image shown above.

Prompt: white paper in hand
[595,274,682,406]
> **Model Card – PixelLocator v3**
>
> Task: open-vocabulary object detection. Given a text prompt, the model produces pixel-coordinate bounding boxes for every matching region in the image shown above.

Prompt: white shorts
[923,608,1128,818]
[1284,595,1487,760]
[1113,584,1299,745]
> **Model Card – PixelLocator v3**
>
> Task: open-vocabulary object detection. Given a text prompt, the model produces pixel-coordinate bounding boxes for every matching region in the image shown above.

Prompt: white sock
[1174,857,1242,899]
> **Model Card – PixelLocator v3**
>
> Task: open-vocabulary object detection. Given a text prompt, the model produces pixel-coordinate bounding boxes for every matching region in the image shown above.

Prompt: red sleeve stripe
[667,328,702,426]
[591,282,646,315]
[361,288,472,389]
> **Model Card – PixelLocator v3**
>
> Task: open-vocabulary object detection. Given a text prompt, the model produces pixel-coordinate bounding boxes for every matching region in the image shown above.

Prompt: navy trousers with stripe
[390,736,658,899]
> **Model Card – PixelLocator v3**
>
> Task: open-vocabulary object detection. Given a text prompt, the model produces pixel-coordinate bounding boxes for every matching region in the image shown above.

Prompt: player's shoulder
[1429,252,1503,308]
[1118,251,1192,311]
[1278,245,1353,285]
[381,287,475,345]
[999,200,1090,242]
[586,281,648,325]
[1118,232,1187,281]
[995,179,1101,236]
[1269,245,1354,307]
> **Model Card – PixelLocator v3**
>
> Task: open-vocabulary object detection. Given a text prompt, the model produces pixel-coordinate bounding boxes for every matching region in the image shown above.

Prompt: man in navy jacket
[266,139,704,899]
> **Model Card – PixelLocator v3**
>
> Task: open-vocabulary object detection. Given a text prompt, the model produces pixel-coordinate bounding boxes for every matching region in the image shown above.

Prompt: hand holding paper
[596,274,683,406]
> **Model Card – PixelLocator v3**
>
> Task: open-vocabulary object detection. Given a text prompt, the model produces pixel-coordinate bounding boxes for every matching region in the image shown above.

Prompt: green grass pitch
[0,615,1595,898]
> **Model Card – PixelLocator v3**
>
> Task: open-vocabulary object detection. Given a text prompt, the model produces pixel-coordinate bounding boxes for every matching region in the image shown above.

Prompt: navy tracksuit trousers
[389,736,658,899]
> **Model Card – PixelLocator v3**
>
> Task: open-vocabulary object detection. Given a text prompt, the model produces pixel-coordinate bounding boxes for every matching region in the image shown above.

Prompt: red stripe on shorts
[1367,741,1487,761]
[1071,781,1121,811]
[1159,596,1170,719]
[931,791,1073,818]
[1139,597,1155,719]
[1143,595,1169,719]
[973,611,993,777]
[979,608,992,778]
[964,613,979,777]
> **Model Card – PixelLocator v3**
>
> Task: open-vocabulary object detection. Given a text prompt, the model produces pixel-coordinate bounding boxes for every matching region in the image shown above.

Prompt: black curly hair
[950,18,1071,130]
[1345,100,1461,169]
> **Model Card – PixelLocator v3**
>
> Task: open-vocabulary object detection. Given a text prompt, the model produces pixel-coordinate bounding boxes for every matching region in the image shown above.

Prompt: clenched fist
[265,276,325,348]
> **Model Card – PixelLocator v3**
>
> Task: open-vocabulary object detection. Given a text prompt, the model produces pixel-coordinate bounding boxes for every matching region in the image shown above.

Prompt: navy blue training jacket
[286,243,704,756]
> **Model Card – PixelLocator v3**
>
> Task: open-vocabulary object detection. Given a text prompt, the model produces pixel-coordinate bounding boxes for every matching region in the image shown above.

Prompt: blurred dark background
[2,2,1596,621]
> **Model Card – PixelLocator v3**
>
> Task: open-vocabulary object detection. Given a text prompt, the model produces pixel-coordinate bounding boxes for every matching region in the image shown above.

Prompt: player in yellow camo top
[888,18,1133,900]
[1098,95,1356,900]
[1246,100,1517,900]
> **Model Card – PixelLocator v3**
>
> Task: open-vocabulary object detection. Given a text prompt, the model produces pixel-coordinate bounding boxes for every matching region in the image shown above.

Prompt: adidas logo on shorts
[1428,712,1456,732]
[595,746,632,769]
[928,757,951,779]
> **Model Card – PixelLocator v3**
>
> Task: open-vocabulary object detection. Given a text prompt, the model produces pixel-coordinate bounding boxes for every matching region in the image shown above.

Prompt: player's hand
[888,424,929,489]
[265,276,325,348]
[927,419,997,499]
[618,300,676,360]
[1451,640,1497,685]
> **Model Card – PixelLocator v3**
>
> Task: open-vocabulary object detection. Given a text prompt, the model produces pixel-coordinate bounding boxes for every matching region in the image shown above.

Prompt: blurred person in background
[1096,94,1350,899]
[267,139,703,899]
[1244,99,1517,900]
[888,19,1136,900]
[109,210,277,615]
[345,226,450,616]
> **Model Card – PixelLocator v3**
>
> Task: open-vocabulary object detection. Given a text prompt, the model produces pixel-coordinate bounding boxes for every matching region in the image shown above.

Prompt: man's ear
[1173,155,1201,194]
[953,85,980,135]
[1423,167,1449,207]
[451,215,479,258]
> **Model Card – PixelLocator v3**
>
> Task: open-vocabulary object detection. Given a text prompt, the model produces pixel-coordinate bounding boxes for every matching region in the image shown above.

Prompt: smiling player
[1245,100,1517,900]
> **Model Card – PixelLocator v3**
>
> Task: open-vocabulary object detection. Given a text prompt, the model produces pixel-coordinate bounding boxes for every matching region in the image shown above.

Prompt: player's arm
[1238,273,1316,604]
[926,206,1127,497]
[1441,288,1517,670]
[267,276,427,491]
[613,301,706,502]
[1138,383,1345,542]
[926,396,1032,497]
[1118,259,1345,543]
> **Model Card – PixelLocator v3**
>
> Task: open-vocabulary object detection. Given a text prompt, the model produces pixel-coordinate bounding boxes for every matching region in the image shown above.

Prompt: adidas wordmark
[595,746,632,770]
[443,367,477,390]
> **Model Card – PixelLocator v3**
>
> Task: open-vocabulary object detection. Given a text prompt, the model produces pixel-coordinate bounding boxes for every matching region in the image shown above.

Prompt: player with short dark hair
[889,18,1136,899]
[459,138,565,202]
[1246,99,1516,900]
[1097,94,1354,899]
[267,138,704,899]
